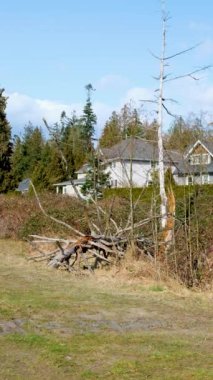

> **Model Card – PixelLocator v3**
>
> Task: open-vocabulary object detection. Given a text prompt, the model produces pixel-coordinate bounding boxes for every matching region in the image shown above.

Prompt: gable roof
[100,138,182,163]
[76,163,90,174]
[185,140,213,158]
[17,178,31,192]
[174,139,213,176]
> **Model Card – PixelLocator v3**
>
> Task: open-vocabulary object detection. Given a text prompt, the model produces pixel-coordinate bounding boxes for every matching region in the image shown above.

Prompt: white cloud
[6,92,113,137]
[123,87,154,105]
[6,79,213,138]
[7,92,78,128]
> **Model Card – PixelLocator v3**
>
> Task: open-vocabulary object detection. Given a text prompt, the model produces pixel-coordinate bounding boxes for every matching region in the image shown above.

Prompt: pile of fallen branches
[28,234,154,273]
[27,180,156,273]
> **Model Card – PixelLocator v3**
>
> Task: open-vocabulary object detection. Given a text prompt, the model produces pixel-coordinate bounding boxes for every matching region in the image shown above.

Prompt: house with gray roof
[55,137,213,196]
[53,138,182,195]
[100,138,181,188]
[174,140,213,185]
[53,178,87,197]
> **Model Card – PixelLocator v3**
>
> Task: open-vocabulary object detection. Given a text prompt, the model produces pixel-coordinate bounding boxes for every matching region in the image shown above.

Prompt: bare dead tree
[142,0,211,231]
[157,3,167,229]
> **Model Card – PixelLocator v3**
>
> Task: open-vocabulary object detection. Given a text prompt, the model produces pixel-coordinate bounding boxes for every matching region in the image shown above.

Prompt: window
[202,174,209,184]
[110,161,116,168]
[187,175,193,185]
[190,154,210,165]
[201,154,210,164]
[110,179,118,187]
[190,155,200,165]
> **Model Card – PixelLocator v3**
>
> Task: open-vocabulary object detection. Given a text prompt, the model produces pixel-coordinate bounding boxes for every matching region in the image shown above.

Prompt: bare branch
[87,249,112,263]
[164,42,202,60]
[30,180,85,237]
[89,197,119,233]
[116,215,161,236]
[162,103,177,118]
[148,49,161,60]
[163,98,179,104]
[28,235,75,243]
[164,66,212,83]
[140,99,157,104]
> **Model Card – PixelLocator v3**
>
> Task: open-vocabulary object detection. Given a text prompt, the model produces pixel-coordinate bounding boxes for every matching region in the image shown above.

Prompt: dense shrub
[0,185,212,288]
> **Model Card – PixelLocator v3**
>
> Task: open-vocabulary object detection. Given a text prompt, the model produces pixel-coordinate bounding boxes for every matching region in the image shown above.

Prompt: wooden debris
[29,233,153,273]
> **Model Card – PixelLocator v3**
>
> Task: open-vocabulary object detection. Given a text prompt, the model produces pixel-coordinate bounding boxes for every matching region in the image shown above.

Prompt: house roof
[76,163,90,174]
[174,139,213,175]
[17,178,31,192]
[185,140,213,158]
[174,161,213,175]
[100,138,182,163]
[204,141,213,154]
[53,178,85,186]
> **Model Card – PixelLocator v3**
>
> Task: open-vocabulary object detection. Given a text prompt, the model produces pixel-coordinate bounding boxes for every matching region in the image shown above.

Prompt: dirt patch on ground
[0,319,25,335]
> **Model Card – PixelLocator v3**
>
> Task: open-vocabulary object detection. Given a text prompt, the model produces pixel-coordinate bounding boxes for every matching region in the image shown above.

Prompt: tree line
[0,86,212,193]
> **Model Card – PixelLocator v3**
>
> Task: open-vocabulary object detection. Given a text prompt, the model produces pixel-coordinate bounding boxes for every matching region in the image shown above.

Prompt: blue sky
[1,0,213,136]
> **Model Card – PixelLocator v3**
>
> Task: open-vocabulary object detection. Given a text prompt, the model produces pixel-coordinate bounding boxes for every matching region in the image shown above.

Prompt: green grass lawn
[0,240,212,379]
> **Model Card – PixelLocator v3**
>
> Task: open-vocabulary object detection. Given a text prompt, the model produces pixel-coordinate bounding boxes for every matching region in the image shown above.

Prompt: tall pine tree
[81,84,97,153]
[0,89,13,192]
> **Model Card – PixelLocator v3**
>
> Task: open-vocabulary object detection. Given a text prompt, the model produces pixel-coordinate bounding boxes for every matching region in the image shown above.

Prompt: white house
[100,138,181,188]
[53,164,89,197]
[53,138,182,196]
[173,140,213,185]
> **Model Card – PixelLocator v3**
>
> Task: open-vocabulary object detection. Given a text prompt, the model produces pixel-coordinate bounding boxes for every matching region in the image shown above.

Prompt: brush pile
[28,234,153,273]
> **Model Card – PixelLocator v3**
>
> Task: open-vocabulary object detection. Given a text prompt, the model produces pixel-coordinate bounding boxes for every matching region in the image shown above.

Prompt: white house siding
[55,183,85,197]
[173,175,185,186]
[209,174,213,184]
[78,173,86,180]
[107,160,152,187]
[55,184,75,196]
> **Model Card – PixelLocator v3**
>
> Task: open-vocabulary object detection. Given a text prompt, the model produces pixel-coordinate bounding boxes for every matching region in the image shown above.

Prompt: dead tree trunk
[158,4,168,230]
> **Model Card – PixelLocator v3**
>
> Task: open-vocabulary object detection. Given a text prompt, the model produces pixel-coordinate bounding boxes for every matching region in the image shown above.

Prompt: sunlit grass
[0,240,212,379]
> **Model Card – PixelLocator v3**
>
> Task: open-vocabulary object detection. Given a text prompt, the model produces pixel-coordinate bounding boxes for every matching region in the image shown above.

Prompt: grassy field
[0,240,212,379]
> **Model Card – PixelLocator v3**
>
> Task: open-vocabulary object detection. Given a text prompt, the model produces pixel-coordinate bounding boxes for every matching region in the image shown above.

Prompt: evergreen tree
[10,123,45,188]
[99,104,144,149]
[99,111,121,148]
[119,103,143,138]
[81,155,110,200]
[125,107,144,137]
[22,123,44,175]
[81,84,97,153]
[61,111,86,173]
[32,142,66,190]
[0,89,13,192]
[10,136,25,188]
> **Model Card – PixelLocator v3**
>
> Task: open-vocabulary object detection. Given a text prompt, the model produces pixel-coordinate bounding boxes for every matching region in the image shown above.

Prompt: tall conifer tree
[0,89,13,192]
[81,84,97,153]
